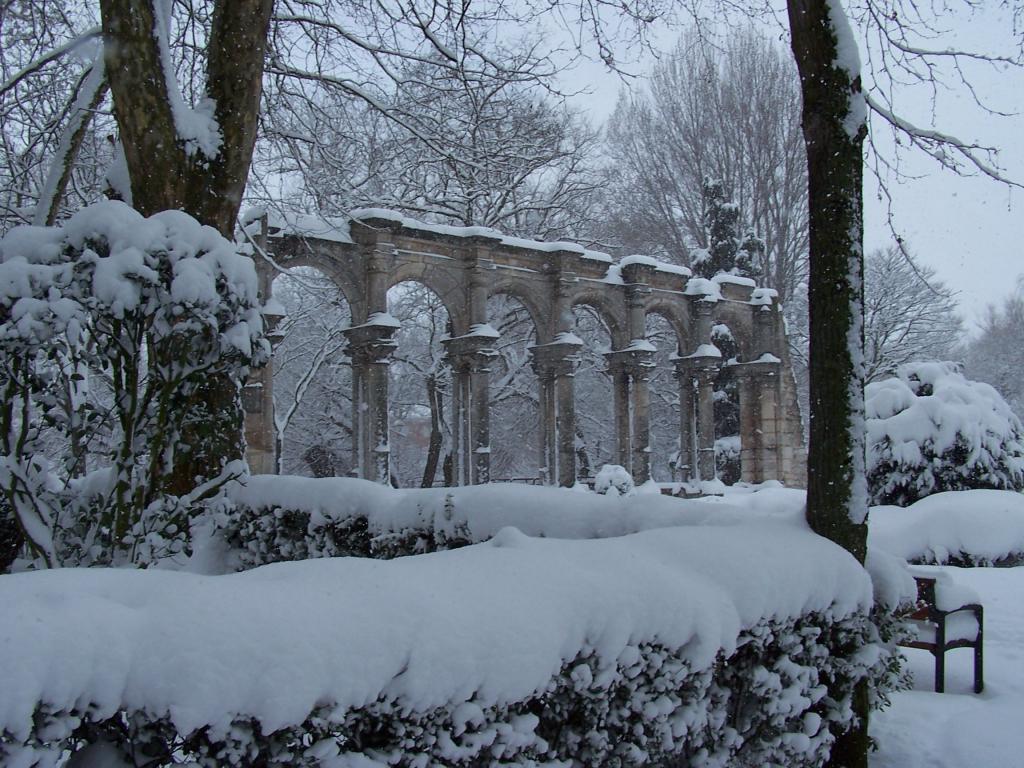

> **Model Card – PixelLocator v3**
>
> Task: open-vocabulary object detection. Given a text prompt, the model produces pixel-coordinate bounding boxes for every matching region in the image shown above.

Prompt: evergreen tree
[693,178,759,280]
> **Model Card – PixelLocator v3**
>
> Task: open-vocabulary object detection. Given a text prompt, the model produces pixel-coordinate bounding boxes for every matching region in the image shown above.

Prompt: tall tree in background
[258,68,602,241]
[603,28,808,302]
[966,285,1024,416]
[863,246,962,382]
[692,178,760,279]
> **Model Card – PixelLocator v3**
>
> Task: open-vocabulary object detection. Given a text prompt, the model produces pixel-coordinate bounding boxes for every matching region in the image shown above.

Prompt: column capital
[530,337,582,378]
[443,331,499,373]
[344,315,399,364]
[605,343,655,378]
[672,346,723,382]
[728,354,782,381]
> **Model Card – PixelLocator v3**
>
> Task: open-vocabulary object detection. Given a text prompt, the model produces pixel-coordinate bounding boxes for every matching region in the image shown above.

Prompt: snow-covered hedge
[866,362,1024,506]
[869,489,1024,566]
[217,476,736,569]
[1,525,902,767]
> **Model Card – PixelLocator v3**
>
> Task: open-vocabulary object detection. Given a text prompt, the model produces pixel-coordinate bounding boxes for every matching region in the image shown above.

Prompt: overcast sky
[556,3,1024,334]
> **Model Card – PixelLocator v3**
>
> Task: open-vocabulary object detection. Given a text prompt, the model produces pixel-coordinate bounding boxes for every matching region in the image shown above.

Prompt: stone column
[535,366,556,484]
[605,346,655,483]
[344,319,398,484]
[673,358,698,482]
[530,337,582,486]
[695,366,719,481]
[444,333,498,485]
[608,357,632,470]
[243,221,282,475]
[733,358,783,483]
[675,348,722,483]
[735,368,761,483]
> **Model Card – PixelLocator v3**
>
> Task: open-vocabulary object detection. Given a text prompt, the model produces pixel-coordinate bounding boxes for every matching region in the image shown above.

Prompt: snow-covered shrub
[0,202,268,568]
[869,489,1024,566]
[866,361,1024,506]
[0,524,900,768]
[715,435,741,485]
[594,464,635,495]
[215,476,717,570]
[4,615,891,768]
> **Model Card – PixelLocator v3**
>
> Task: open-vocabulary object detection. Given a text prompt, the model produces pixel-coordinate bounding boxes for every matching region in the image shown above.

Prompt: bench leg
[934,649,945,694]
[974,641,984,694]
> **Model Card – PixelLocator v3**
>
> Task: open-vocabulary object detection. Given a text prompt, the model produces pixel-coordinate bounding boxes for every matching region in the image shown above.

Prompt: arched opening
[644,313,680,482]
[572,303,615,479]
[270,266,353,477]
[487,293,540,480]
[386,280,452,487]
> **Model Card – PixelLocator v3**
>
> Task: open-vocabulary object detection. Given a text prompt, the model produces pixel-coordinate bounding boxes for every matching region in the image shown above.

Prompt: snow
[711,273,756,288]
[753,352,782,364]
[684,343,723,359]
[872,565,1024,768]
[619,254,691,277]
[551,330,583,345]
[623,337,657,352]
[263,210,354,244]
[711,323,733,340]
[825,0,868,139]
[359,311,401,328]
[869,490,1024,566]
[866,362,1024,504]
[683,277,722,301]
[463,322,500,338]
[749,287,778,306]
[347,208,613,262]
[602,264,624,284]
[0,506,871,741]
[152,1,221,158]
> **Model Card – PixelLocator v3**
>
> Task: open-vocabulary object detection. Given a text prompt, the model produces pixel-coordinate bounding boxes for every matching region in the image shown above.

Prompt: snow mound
[869,489,1024,566]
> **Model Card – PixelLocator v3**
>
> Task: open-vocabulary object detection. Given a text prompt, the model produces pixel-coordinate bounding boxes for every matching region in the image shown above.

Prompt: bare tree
[965,284,1024,416]
[257,64,604,240]
[863,246,963,382]
[602,27,808,303]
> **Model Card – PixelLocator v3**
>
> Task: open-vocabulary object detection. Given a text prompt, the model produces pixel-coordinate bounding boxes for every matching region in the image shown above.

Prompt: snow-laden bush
[0,526,904,768]
[865,361,1024,506]
[869,489,1024,566]
[0,202,268,568]
[593,464,635,495]
[215,476,718,570]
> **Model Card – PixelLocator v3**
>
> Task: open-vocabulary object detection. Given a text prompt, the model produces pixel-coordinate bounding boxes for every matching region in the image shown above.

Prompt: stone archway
[249,209,807,489]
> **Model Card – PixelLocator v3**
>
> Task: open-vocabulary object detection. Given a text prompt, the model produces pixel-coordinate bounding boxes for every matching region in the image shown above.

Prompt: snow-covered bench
[900,573,984,694]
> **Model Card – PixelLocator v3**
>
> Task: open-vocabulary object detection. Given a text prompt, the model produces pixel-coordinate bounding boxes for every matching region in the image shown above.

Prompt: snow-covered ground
[871,565,1024,767]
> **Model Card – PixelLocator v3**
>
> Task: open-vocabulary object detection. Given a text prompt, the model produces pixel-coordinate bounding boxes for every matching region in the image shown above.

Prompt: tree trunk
[421,374,444,488]
[99,0,273,494]
[788,0,869,765]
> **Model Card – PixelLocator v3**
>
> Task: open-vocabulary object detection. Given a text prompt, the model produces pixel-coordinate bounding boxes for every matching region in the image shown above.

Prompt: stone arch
[643,301,691,353]
[250,264,355,478]
[253,214,806,490]
[486,291,540,481]
[386,279,454,487]
[259,250,365,321]
[383,263,466,335]
[569,291,628,349]
[711,302,757,360]
[487,278,549,343]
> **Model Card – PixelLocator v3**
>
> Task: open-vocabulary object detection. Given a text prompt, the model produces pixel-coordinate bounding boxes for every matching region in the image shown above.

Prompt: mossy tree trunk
[99,0,274,494]
[788,0,870,766]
